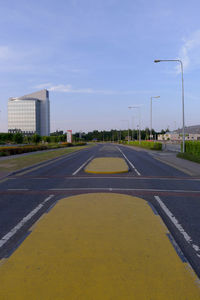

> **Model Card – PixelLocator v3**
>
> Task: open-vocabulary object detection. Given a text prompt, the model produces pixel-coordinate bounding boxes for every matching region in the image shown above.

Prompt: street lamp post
[150,96,160,140]
[154,59,185,153]
[121,120,130,144]
[128,107,135,141]
[128,106,141,144]
[131,116,134,140]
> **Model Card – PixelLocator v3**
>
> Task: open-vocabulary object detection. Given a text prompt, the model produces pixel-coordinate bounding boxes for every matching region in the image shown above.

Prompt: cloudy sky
[1,0,200,133]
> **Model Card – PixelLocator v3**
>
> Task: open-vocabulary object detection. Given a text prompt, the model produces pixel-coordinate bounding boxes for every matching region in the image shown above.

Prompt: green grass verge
[177,152,200,164]
[0,145,91,172]
[123,141,162,150]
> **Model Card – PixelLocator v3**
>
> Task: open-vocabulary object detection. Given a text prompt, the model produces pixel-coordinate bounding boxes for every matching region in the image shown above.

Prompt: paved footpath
[122,144,200,176]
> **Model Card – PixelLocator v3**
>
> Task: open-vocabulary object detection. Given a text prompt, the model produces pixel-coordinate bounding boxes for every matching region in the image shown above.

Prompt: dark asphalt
[0,143,200,278]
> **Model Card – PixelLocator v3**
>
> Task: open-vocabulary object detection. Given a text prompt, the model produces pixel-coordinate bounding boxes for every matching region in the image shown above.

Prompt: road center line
[0,194,54,249]
[154,195,200,258]
[72,156,94,176]
[47,187,200,193]
[116,146,141,176]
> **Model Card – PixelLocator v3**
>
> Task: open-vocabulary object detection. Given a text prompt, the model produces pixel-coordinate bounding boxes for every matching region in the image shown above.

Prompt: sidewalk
[121,144,200,177]
[151,151,200,176]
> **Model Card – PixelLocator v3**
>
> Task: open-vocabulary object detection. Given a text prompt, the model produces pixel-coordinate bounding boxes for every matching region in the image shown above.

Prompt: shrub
[13,133,23,144]
[125,141,162,150]
[0,151,7,156]
[184,141,200,156]
[32,134,42,144]
[0,145,48,156]
[0,141,87,156]
[177,152,200,164]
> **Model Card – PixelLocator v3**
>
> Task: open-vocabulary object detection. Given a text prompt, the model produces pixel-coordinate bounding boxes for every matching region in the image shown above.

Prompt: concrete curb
[84,157,129,174]
[153,156,194,176]
[84,170,129,174]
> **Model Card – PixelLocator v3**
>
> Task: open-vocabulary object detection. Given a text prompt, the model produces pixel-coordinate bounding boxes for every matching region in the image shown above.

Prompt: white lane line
[116,146,141,176]
[154,195,200,258]
[0,194,54,248]
[7,189,29,191]
[15,148,92,176]
[65,176,200,181]
[47,187,200,193]
[72,156,94,176]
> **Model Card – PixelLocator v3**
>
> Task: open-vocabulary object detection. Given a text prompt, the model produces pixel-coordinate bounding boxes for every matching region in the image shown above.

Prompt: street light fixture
[154,59,185,153]
[128,106,141,144]
[150,96,160,140]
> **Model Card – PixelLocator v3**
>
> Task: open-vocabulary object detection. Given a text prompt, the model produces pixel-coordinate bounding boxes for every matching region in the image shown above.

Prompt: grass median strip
[85,157,129,174]
[0,146,90,173]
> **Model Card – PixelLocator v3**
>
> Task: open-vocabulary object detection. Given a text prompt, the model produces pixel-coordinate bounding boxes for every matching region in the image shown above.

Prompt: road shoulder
[120,144,200,177]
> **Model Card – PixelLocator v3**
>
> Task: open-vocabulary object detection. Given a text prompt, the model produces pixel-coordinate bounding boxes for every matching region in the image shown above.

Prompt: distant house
[158,132,200,141]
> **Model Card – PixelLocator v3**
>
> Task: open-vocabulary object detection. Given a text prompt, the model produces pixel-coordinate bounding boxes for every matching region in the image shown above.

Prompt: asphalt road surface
[1,143,200,289]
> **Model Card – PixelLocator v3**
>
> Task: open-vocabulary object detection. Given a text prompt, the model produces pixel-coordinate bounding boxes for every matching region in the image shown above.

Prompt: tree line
[0,132,67,144]
[0,128,169,145]
[73,128,168,142]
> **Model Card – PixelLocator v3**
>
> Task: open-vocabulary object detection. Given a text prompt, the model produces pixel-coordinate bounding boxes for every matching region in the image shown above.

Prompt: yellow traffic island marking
[85,157,129,174]
[0,193,200,299]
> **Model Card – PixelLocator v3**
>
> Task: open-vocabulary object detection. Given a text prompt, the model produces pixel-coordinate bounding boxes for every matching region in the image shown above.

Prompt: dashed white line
[154,195,200,258]
[0,194,54,248]
[116,146,141,176]
[72,156,94,176]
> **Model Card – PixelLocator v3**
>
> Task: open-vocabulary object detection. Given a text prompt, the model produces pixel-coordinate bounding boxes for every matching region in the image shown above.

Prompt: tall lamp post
[154,59,185,153]
[128,106,141,144]
[150,96,160,140]
[121,120,130,144]
[128,106,135,141]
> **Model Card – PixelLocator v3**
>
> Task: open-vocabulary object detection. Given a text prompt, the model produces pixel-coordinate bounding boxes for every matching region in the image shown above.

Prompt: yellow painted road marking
[85,157,129,173]
[0,193,200,299]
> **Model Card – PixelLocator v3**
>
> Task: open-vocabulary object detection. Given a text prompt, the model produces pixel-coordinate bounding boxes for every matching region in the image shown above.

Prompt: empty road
[0,143,200,298]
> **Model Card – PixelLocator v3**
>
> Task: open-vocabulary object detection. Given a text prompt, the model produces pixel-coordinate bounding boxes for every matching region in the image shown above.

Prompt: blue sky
[1,0,200,133]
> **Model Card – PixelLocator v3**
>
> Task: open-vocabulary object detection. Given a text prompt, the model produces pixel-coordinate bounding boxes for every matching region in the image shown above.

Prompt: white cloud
[0,46,13,60]
[177,30,200,72]
[48,84,116,94]
[35,83,152,95]
[34,83,52,89]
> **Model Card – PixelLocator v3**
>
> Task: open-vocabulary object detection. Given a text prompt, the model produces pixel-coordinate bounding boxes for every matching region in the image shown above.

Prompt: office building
[8,89,50,136]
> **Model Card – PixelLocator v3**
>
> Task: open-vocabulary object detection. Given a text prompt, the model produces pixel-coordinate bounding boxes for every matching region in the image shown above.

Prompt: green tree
[32,134,42,144]
[13,133,23,144]
[43,136,51,143]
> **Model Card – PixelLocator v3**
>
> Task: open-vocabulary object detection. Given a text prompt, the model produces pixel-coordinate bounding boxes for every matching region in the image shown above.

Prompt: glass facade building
[8,90,50,136]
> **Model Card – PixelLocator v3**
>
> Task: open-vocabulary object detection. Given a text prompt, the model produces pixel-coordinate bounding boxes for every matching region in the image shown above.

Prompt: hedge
[123,140,162,150]
[0,145,48,156]
[0,142,87,156]
[184,141,200,156]
[177,152,200,164]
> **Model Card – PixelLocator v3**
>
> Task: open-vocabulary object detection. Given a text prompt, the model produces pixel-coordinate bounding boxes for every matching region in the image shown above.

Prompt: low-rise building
[158,132,200,141]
